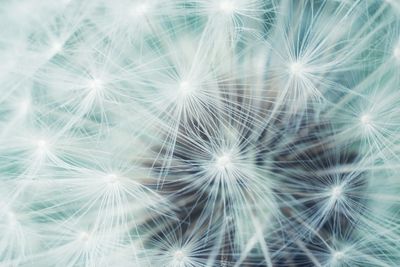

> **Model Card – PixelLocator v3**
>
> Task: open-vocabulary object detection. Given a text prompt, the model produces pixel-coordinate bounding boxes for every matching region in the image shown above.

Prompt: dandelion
[0,0,399,266]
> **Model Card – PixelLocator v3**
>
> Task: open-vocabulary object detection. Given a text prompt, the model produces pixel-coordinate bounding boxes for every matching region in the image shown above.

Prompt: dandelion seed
[0,1,399,266]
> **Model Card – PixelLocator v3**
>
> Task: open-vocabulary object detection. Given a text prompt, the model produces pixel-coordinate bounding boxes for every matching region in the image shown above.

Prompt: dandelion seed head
[0,1,399,266]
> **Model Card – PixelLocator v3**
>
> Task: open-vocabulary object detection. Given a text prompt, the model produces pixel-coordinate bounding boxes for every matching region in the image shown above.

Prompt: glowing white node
[106,174,118,184]
[88,78,103,91]
[333,251,344,260]
[37,139,47,149]
[255,56,265,73]
[18,100,29,114]
[290,62,304,76]
[219,1,235,13]
[394,45,400,60]
[174,250,185,262]
[360,114,371,125]
[7,211,17,225]
[130,3,148,16]
[50,42,62,54]
[79,232,90,242]
[179,80,193,96]
[216,154,232,169]
[331,185,343,200]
